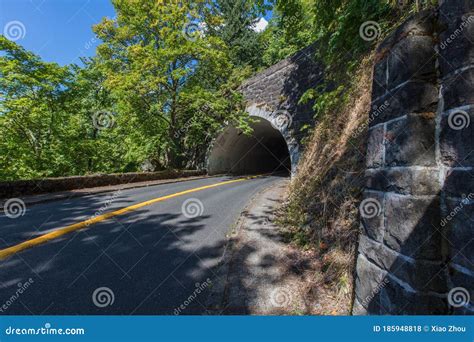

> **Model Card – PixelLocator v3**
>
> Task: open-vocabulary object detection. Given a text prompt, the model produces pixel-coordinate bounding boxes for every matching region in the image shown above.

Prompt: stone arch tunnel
[207,113,293,175]
[207,44,325,176]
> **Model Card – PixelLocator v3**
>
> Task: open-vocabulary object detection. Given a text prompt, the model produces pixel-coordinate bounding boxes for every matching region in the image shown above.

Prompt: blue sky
[1,0,273,66]
[1,0,115,65]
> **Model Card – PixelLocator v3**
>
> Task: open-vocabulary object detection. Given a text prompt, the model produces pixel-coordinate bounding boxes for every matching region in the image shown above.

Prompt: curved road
[0,175,285,315]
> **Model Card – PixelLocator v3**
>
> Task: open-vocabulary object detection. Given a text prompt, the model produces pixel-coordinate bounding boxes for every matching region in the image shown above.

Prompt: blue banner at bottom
[0,316,472,342]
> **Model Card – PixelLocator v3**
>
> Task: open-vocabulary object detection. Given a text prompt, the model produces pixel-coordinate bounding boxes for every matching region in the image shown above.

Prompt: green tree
[67,58,127,174]
[0,36,73,179]
[206,0,269,68]
[94,0,249,170]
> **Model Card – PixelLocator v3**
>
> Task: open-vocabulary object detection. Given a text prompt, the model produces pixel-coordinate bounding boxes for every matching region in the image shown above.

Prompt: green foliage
[0,0,437,181]
[206,0,269,69]
[0,0,253,180]
[93,0,251,169]
[261,0,316,66]
[0,36,73,179]
[312,0,392,66]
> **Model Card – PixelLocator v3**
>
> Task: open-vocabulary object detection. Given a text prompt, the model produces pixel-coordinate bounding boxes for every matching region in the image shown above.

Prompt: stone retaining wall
[353,1,474,315]
[0,170,205,198]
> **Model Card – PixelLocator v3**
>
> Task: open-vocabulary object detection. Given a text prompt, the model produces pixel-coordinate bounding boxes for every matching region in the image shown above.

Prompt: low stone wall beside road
[0,170,205,198]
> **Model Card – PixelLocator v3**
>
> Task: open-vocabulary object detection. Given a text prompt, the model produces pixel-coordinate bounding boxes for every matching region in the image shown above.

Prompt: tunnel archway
[207,116,294,176]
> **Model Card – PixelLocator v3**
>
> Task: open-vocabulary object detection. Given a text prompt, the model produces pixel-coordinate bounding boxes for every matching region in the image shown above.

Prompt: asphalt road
[0,175,284,315]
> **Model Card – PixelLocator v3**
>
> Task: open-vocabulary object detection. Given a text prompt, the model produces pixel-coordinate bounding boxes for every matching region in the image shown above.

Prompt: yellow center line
[0,175,260,261]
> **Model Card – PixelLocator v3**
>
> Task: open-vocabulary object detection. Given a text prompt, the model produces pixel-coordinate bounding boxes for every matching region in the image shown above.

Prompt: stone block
[366,125,384,168]
[448,266,474,309]
[442,69,474,111]
[372,59,388,101]
[365,167,441,196]
[360,191,385,242]
[376,10,435,56]
[354,254,387,314]
[379,279,447,314]
[369,82,438,127]
[358,235,446,293]
[384,194,442,261]
[439,13,474,75]
[439,1,474,21]
[387,36,436,89]
[440,108,474,167]
[445,198,474,271]
[364,169,388,193]
[443,168,474,198]
[385,113,436,167]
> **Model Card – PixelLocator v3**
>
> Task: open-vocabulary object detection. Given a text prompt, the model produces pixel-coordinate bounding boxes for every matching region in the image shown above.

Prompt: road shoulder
[206,177,322,315]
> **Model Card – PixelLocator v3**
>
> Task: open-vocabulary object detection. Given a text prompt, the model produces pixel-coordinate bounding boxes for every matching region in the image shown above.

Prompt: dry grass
[277,53,374,314]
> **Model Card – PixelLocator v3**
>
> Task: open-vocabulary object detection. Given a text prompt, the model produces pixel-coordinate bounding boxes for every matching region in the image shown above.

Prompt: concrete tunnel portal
[207,117,292,176]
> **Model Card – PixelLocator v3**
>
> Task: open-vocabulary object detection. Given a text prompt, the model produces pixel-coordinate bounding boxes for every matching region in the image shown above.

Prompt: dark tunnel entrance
[207,117,292,176]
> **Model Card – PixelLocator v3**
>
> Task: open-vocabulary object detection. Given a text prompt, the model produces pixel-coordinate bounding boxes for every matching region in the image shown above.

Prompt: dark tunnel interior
[208,118,292,176]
